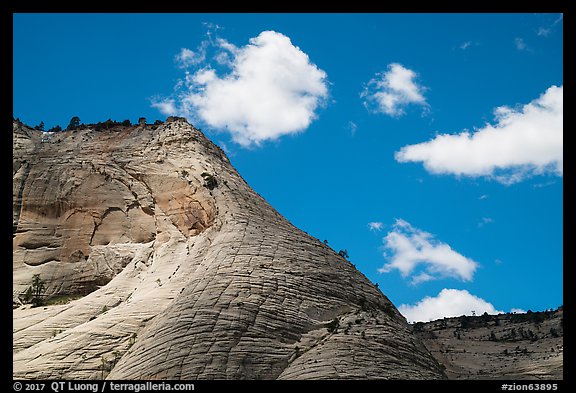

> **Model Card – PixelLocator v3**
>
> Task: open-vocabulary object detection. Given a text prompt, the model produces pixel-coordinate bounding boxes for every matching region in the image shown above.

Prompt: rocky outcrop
[13,119,446,380]
[414,308,563,380]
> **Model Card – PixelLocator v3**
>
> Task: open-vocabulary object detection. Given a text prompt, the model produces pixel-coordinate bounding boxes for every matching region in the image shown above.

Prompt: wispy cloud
[348,121,358,136]
[532,180,557,189]
[395,85,563,184]
[410,272,435,285]
[378,219,478,285]
[514,37,531,52]
[218,141,235,157]
[368,222,384,232]
[399,288,504,323]
[175,46,207,68]
[153,30,329,148]
[477,217,494,228]
[151,98,177,116]
[361,63,428,117]
[537,13,563,37]
[554,14,564,24]
[537,27,551,37]
[478,194,489,200]
[454,41,479,52]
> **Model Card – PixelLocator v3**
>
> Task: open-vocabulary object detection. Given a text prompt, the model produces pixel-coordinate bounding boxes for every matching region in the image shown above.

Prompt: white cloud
[537,27,551,37]
[532,180,557,188]
[175,47,206,68]
[478,194,488,200]
[216,37,239,55]
[202,21,223,31]
[361,63,427,117]
[395,85,563,183]
[155,30,328,148]
[218,141,235,157]
[514,38,528,51]
[213,38,238,66]
[410,272,435,285]
[151,99,177,116]
[477,217,494,228]
[536,13,563,37]
[455,41,479,51]
[348,121,358,136]
[399,288,504,323]
[379,219,478,284]
[510,308,526,314]
[368,222,384,232]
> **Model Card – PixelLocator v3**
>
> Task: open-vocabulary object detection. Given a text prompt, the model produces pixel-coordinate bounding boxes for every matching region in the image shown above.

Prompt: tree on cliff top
[66,116,81,131]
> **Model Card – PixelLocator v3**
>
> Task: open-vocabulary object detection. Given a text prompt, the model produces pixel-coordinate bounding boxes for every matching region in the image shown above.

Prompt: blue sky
[13,13,563,322]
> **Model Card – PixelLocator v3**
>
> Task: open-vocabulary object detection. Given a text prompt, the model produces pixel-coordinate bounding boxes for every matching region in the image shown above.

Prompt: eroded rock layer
[414,308,563,380]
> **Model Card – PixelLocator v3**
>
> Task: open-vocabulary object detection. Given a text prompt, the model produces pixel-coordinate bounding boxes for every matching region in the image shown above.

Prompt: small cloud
[214,51,232,66]
[368,222,384,232]
[151,99,177,116]
[216,37,239,55]
[202,22,224,36]
[175,47,206,68]
[218,141,235,157]
[532,180,557,188]
[510,308,526,314]
[361,63,428,117]
[553,14,563,25]
[399,288,504,323]
[454,41,479,52]
[478,194,488,200]
[395,85,563,184]
[410,272,435,285]
[494,258,503,265]
[514,37,530,52]
[537,27,551,37]
[378,219,478,283]
[202,22,223,32]
[477,217,494,228]
[536,13,563,37]
[212,38,239,66]
[348,121,358,136]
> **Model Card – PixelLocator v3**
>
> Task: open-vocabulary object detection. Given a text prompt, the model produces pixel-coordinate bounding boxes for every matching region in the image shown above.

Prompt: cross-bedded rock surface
[13,118,446,380]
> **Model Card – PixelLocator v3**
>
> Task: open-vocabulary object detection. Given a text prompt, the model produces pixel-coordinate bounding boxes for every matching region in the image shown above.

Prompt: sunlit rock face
[13,118,445,380]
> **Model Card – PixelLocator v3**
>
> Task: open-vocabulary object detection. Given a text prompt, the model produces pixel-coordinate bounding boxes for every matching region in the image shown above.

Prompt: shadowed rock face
[13,119,446,380]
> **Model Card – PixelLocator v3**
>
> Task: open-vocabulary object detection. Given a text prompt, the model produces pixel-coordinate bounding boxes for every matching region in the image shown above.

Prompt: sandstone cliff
[13,118,446,380]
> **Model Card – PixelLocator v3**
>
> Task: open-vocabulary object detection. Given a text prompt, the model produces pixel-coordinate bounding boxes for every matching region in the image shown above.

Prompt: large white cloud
[361,63,427,117]
[399,288,504,323]
[379,219,478,284]
[154,31,328,147]
[395,85,563,183]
